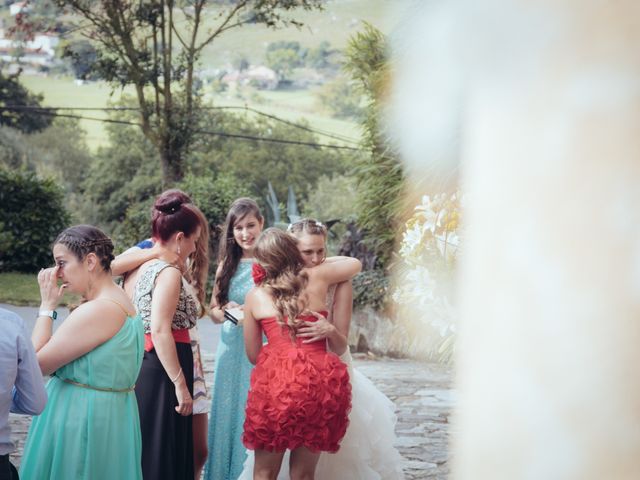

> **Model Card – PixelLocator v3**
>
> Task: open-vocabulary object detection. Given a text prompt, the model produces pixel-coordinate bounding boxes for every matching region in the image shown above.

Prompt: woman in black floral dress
[131,190,209,480]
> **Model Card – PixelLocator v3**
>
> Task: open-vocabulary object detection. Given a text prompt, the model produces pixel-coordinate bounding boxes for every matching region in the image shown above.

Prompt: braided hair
[54,225,115,272]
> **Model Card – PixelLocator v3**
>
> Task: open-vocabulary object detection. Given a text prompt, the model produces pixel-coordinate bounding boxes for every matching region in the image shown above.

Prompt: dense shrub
[117,172,251,271]
[0,169,70,272]
[352,269,389,311]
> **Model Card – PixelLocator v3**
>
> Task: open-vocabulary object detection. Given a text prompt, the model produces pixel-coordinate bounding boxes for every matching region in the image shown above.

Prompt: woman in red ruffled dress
[242,228,362,480]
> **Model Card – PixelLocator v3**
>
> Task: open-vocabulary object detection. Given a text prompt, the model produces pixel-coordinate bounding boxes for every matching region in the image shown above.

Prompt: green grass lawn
[0,272,80,306]
[0,272,41,306]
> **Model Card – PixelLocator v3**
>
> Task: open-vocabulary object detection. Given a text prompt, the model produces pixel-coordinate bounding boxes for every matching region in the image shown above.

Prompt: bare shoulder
[64,297,127,330]
[245,286,269,305]
[246,286,277,317]
[155,263,182,284]
[66,301,102,325]
[303,266,320,280]
[107,288,136,316]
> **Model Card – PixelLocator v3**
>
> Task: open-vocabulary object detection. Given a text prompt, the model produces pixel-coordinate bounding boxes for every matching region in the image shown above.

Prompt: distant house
[221,65,278,90]
[245,65,278,90]
[9,1,30,16]
[28,33,59,57]
[0,29,59,68]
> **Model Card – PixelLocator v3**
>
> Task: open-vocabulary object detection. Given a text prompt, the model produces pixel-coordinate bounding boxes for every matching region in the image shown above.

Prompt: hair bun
[154,189,193,215]
[155,197,184,215]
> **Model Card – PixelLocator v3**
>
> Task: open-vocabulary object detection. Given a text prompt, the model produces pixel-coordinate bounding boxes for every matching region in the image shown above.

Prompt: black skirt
[135,343,194,480]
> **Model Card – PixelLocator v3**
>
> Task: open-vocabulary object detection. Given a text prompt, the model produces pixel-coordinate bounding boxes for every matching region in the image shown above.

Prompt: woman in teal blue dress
[204,198,264,480]
[20,225,144,480]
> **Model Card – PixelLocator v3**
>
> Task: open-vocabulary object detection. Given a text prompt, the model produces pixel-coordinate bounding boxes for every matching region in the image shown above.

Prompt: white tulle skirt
[238,350,405,479]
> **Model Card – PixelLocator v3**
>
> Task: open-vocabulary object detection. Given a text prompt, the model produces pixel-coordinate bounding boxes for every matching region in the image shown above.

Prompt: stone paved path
[351,355,452,479]
[8,345,452,479]
[4,304,453,478]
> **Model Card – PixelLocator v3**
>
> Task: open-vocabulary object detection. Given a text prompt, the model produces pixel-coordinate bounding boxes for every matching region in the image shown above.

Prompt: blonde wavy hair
[253,228,308,332]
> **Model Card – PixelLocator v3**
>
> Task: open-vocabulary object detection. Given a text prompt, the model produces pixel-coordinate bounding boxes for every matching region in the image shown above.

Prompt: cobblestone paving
[9,354,453,479]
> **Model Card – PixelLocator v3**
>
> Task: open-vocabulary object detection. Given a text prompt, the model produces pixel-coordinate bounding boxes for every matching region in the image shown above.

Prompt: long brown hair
[215,198,263,306]
[253,228,308,331]
[185,206,210,314]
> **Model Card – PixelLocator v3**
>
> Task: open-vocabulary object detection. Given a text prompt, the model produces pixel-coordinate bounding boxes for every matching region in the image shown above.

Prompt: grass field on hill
[195,0,408,64]
[20,76,363,151]
[20,75,134,150]
[17,0,407,150]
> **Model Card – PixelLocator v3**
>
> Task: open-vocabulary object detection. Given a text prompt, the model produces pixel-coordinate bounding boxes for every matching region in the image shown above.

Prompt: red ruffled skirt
[242,339,352,453]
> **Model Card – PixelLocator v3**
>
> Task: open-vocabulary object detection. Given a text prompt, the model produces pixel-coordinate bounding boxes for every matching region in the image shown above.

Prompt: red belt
[144,329,190,352]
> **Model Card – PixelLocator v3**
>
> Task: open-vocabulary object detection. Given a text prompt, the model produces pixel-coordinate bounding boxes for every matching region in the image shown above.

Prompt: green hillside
[18,0,406,150]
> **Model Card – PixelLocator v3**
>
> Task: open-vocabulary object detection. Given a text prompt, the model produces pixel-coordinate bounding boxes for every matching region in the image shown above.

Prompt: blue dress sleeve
[136,239,154,250]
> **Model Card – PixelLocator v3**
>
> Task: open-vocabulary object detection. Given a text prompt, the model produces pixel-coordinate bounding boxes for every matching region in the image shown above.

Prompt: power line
[0,107,142,127]
[193,128,361,150]
[0,105,138,111]
[0,104,362,145]
[0,106,363,151]
[203,105,362,145]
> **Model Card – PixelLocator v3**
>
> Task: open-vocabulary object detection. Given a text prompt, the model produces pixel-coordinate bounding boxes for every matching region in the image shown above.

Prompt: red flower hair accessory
[252,263,267,285]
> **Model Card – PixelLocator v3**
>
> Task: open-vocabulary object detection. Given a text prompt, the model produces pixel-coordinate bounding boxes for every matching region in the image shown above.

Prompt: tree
[30,118,94,196]
[0,169,70,272]
[305,40,336,70]
[303,174,358,251]
[304,174,358,216]
[78,106,353,249]
[0,117,92,194]
[186,109,357,208]
[0,73,54,133]
[79,120,161,232]
[55,0,324,185]
[62,39,99,80]
[266,48,302,81]
[265,40,305,80]
[316,75,363,119]
[344,23,404,269]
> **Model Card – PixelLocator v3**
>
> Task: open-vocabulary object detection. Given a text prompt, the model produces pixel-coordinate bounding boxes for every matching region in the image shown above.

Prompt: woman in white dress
[239,219,405,480]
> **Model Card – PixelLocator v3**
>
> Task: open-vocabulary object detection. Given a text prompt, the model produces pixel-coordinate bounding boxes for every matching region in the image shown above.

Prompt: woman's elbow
[351,258,362,275]
[246,344,260,365]
[38,361,55,377]
[150,326,171,343]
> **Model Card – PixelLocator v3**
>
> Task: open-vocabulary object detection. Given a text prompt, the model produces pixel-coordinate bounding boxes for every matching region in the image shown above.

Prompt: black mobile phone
[224,310,239,325]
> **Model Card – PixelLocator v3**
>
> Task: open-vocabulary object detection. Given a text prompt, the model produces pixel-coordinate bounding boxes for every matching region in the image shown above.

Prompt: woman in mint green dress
[20,225,144,480]
[204,198,263,480]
